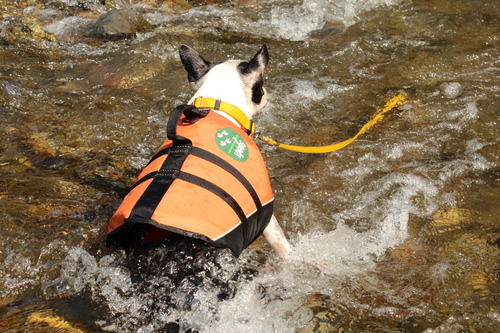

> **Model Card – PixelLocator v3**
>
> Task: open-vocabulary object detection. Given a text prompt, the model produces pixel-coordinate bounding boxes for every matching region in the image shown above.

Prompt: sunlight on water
[1,0,499,331]
[41,0,402,43]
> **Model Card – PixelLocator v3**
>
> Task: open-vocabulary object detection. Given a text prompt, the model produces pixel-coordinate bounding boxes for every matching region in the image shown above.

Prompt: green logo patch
[215,128,249,162]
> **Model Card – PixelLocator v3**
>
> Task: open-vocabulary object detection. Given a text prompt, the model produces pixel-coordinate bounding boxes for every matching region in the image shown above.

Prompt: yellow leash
[260,93,406,154]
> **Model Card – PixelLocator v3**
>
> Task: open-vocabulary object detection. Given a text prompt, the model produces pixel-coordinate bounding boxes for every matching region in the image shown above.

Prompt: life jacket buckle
[182,107,210,124]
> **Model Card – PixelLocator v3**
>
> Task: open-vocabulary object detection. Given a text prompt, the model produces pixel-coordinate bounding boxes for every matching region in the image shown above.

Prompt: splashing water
[1,0,499,331]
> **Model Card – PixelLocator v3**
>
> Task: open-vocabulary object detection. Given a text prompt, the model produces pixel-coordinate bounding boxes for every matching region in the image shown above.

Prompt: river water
[1,0,499,332]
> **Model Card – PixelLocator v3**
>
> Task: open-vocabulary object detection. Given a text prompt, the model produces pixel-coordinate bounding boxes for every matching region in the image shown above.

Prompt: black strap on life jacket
[136,146,262,215]
[118,105,267,255]
[125,105,192,225]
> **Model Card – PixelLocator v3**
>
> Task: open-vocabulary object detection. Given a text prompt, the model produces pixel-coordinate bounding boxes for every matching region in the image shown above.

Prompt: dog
[107,45,291,259]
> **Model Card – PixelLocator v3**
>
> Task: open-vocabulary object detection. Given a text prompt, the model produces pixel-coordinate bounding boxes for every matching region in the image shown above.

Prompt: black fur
[239,45,269,75]
[251,75,265,104]
[179,45,211,82]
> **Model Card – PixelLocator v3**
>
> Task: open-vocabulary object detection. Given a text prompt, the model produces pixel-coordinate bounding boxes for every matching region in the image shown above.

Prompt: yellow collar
[193,97,256,135]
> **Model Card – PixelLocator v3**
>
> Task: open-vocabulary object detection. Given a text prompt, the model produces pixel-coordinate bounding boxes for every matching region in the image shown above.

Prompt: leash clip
[253,132,279,147]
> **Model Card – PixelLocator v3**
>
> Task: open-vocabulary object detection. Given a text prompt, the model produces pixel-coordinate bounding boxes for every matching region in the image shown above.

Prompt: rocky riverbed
[1,0,500,332]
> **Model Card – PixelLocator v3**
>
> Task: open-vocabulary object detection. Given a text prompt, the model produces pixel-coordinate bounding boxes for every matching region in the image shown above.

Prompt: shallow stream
[1,0,499,332]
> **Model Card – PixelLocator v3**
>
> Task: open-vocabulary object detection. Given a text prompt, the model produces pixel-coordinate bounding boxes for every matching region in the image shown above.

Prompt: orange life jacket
[107,104,274,256]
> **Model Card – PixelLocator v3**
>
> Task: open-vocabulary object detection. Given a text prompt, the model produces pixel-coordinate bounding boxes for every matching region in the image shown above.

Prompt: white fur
[188,60,267,120]
[262,215,292,258]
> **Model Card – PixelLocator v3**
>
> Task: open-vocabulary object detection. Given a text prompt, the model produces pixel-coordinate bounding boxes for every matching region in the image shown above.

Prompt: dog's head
[179,45,269,119]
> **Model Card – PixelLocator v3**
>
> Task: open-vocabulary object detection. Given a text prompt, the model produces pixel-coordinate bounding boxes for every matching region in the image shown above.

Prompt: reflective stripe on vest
[107,107,274,256]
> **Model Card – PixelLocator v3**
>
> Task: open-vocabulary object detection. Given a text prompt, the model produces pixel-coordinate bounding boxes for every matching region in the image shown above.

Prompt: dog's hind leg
[262,215,292,258]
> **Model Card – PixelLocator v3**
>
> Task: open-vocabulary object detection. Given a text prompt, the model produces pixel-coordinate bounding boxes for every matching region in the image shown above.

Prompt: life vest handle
[167,105,198,142]
[257,93,407,154]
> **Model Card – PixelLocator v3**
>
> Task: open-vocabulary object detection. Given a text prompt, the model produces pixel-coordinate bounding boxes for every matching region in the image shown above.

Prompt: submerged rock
[0,297,111,333]
[83,9,153,39]
[295,293,353,333]
[1,12,57,44]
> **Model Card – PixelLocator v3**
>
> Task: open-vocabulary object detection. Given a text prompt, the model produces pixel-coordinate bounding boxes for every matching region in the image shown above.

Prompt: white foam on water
[1,253,37,298]
[293,80,328,100]
[199,221,404,332]
[384,141,439,160]
[324,0,401,26]
[266,0,404,40]
[441,82,464,99]
[44,16,93,41]
[202,282,286,332]
[269,0,326,41]
[179,0,403,42]
[143,11,177,26]
[446,100,479,123]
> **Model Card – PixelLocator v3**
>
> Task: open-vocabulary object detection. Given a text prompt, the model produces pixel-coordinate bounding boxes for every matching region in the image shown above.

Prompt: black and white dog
[108,46,293,331]
[107,45,291,259]
[177,44,292,258]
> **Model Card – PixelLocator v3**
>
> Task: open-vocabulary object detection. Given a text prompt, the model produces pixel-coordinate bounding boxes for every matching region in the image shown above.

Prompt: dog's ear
[179,45,211,83]
[239,44,269,77]
[239,45,269,106]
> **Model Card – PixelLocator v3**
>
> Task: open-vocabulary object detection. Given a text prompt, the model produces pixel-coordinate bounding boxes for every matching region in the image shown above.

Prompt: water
[1,0,499,331]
